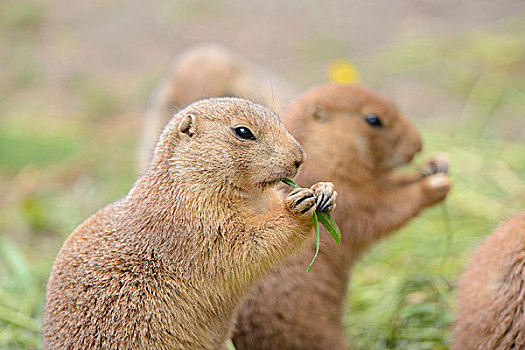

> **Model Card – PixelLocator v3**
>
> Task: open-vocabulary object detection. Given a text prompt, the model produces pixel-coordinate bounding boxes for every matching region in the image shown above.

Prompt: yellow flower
[327,59,360,84]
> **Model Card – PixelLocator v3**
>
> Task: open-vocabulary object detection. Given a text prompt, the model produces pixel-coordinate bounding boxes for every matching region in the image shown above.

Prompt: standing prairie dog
[452,212,525,350]
[232,84,451,349]
[43,98,336,350]
[138,43,298,173]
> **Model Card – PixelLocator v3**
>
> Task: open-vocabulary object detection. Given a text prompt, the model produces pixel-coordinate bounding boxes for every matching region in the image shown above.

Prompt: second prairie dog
[232,84,451,349]
[42,98,336,349]
[138,43,298,173]
[452,212,525,350]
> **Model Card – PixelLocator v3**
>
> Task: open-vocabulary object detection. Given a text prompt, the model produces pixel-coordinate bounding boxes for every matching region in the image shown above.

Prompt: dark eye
[364,114,383,127]
[233,126,256,140]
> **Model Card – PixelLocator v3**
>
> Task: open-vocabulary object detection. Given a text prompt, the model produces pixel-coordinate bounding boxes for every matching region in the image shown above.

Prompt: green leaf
[307,212,320,272]
[282,178,300,188]
[225,339,236,350]
[317,211,342,244]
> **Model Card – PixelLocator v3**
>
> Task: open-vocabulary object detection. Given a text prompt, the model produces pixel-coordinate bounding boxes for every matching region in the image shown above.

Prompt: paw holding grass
[285,187,318,216]
[284,182,336,216]
[283,179,341,271]
[419,155,451,207]
[311,182,336,212]
[421,154,449,176]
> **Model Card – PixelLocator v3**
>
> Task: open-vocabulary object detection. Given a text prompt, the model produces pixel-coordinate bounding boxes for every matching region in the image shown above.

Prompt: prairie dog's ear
[178,113,196,137]
[312,106,330,123]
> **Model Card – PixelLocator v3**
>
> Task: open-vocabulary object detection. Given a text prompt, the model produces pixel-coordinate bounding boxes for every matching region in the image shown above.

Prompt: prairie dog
[43,98,336,349]
[233,84,451,349]
[452,212,525,350]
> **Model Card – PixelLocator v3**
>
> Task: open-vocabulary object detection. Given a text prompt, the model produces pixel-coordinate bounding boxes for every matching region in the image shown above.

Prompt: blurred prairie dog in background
[232,84,451,349]
[138,43,298,172]
[452,211,525,350]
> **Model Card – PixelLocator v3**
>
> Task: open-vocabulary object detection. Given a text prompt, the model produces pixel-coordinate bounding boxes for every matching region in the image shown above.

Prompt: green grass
[0,114,84,171]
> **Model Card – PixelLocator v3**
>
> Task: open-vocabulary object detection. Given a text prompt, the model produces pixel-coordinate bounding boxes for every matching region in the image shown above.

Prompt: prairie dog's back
[168,44,296,110]
[453,212,525,350]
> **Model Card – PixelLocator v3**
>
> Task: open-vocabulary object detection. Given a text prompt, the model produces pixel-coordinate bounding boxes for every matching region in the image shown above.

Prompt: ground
[1,1,524,349]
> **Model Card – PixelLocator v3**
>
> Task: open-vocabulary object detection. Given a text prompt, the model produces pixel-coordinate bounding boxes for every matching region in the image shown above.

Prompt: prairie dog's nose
[415,138,423,153]
[406,137,422,163]
[403,118,423,157]
[292,143,305,170]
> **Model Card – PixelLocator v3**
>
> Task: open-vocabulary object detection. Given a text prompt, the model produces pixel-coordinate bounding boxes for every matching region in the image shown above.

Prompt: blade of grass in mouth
[282,178,300,189]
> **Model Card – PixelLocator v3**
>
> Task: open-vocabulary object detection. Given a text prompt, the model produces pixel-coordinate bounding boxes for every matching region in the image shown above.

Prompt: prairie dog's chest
[243,189,281,216]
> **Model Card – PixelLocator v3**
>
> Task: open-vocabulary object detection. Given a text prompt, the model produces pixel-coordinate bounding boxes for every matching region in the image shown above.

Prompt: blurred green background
[1,1,524,349]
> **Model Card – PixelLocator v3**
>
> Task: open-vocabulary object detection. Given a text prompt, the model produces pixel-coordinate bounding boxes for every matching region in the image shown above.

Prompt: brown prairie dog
[452,212,525,350]
[42,98,336,350]
[232,84,451,350]
[138,43,299,173]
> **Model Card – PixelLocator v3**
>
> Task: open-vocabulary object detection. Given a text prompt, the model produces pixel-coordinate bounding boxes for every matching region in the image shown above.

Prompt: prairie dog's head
[284,83,422,180]
[152,97,304,194]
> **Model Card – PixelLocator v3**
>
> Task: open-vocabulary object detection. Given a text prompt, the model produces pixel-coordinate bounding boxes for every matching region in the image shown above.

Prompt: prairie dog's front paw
[421,155,449,176]
[285,188,317,216]
[310,182,336,213]
[422,173,451,206]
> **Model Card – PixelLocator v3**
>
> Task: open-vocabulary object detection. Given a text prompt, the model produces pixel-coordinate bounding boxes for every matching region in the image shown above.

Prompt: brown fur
[232,84,451,349]
[42,97,336,350]
[138,43,298,173]
[452,212,525,350]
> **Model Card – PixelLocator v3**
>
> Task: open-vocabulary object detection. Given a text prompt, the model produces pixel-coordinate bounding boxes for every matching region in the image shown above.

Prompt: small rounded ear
[178,114,196,137]
[312,106,330,123]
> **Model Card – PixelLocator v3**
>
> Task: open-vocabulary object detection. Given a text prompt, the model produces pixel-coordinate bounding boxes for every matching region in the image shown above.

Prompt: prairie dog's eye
[232,126,256,140]
[364,114,383,127]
